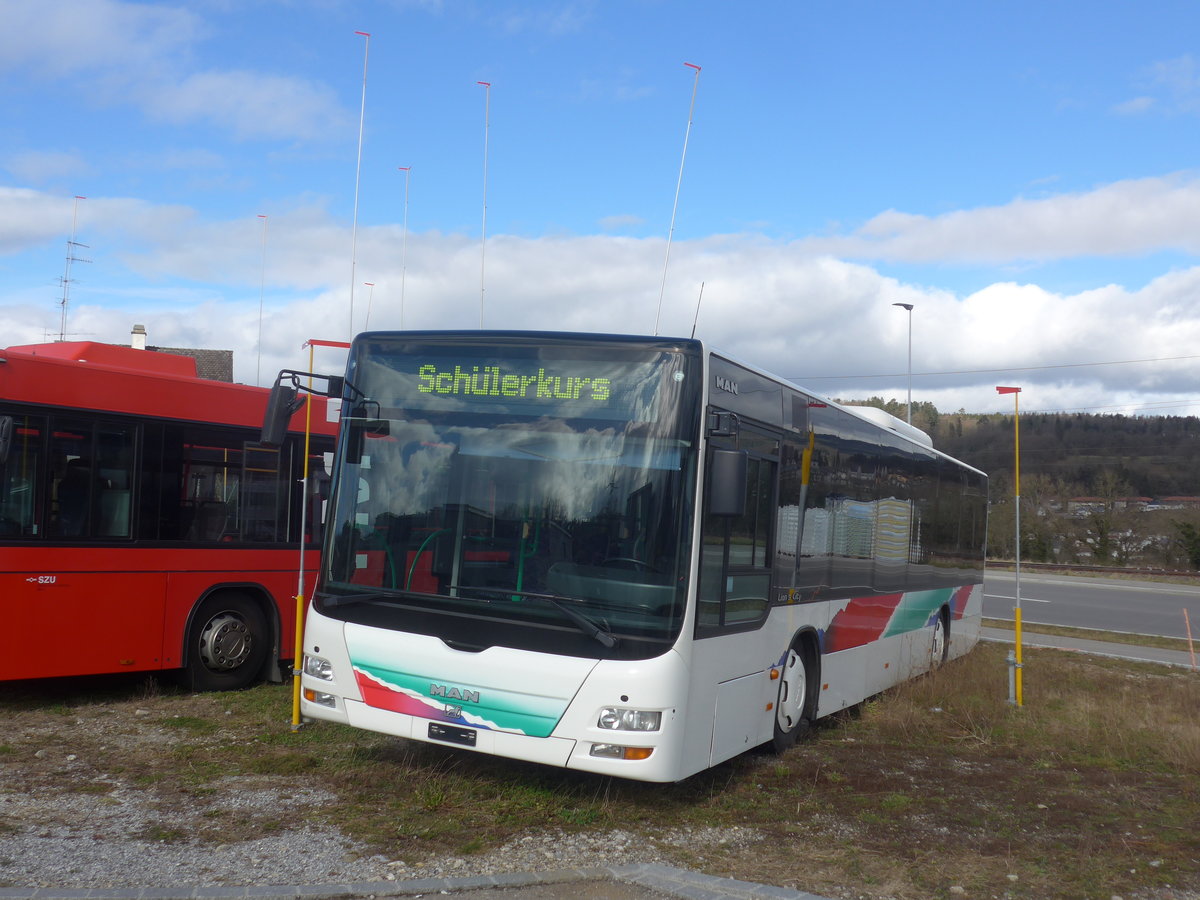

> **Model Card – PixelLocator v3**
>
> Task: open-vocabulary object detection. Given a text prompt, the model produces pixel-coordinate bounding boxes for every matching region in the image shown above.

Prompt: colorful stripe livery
[344,624,595,738]
[822,585,974,654]
[351,664,565,737]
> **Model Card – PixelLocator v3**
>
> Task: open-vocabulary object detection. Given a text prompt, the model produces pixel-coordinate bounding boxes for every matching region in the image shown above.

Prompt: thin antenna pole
[363,282,376,329]
[477,81,491,329]
[256,214,268,385]
[348,31,371,339]
[59,195,87,341]
[690,281,705,339]
[655,62,701,336]
[398,166,411,329]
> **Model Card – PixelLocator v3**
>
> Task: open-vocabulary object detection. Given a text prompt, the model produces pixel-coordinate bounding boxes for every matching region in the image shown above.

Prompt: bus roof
[5,341,198,378]
[0,341,334,436]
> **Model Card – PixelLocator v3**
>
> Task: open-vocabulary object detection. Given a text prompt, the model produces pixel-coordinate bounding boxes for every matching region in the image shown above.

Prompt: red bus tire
[182,592,269,692]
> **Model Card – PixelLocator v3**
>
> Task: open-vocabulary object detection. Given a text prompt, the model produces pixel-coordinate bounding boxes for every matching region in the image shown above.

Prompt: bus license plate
[428,722,477,747]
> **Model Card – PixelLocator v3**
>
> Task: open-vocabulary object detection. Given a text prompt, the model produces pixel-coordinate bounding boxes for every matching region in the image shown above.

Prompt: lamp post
[997,385,1023,707]
[893,302,914,424]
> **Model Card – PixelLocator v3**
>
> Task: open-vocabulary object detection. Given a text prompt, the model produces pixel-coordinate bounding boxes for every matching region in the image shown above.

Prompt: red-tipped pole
[348,31,371,339]
[477,81,491,328]
[655,62,702,335]
[398,167,412,328]
[256,214,269,385]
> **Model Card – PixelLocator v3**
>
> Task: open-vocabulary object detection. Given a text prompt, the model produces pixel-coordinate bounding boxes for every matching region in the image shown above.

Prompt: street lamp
[893,303,914,424]
[997,385,1023,707]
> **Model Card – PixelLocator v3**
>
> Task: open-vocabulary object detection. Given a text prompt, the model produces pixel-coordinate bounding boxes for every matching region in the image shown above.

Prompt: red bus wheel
[184,593,268,691]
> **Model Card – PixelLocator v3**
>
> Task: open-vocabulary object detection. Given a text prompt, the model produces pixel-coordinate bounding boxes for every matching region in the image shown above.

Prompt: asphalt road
[982,568,1200,639]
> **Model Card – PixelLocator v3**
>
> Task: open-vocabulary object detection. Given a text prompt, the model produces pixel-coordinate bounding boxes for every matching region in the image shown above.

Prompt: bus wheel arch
[181,587,273,692]
[771,629,820,753]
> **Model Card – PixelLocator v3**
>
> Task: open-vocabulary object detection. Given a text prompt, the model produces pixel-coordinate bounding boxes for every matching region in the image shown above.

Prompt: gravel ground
[0,768,761,891]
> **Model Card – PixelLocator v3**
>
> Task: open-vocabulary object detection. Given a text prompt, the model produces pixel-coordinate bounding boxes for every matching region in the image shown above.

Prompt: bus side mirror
[0,416,12,466]
[260,383,303,448]
[344,405,389,466]
[708,448,747,517]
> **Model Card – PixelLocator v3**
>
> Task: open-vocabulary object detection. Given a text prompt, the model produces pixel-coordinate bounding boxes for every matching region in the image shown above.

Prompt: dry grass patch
[2,643,1197,899]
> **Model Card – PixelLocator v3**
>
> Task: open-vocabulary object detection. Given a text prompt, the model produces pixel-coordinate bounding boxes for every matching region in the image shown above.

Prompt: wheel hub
[198,613,252,671]
[777,648,807,731]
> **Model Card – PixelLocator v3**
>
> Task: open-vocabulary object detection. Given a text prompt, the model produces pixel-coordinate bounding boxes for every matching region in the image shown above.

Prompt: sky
[3,0,1200,417]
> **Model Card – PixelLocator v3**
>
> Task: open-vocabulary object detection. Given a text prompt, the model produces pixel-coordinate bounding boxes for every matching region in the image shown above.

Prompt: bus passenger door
[689,423,779,768]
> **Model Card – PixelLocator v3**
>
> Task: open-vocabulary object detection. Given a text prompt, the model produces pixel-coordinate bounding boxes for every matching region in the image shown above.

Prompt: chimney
[131,324,147,350]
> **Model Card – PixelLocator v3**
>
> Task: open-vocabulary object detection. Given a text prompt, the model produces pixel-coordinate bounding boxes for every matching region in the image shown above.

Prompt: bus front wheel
[183,593,269,692]
[771,640,816,753]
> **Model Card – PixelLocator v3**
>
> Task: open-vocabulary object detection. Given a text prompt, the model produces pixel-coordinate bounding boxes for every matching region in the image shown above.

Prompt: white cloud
[4,151,93,185]
[0,0,349,143]
[598,213,645,231]
[803,174,1200,263]
[1112,96,1156,116]
[1116,54,1200,117]
[0,0,199,78]
[139,69,352,142]
[0,188,86,254]
[5,184,1200,416]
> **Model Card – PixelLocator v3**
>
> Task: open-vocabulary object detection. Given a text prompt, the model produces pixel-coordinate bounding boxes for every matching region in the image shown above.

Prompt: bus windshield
[319,334,702,659]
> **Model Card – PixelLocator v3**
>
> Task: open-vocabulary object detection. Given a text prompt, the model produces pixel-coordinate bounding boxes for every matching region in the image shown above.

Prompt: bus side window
[0,415,44,537]
[696,434,776,634]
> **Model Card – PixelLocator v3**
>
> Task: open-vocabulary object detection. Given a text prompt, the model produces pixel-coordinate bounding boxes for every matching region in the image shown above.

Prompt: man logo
[430,684,480,704]
[715,376,739,395]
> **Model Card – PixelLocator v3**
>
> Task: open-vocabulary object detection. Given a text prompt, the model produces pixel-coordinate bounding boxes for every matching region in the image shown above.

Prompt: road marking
[985,574,1200,596]
[984,593,1051,603]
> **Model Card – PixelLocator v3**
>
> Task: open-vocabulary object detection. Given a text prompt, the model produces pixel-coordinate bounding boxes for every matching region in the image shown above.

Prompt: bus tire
[771,637,816,753]
[183,592,269,692]
[931,606,950,667]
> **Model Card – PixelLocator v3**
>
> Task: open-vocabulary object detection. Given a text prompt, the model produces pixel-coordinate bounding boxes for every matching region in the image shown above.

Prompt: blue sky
[3,0,1200,416]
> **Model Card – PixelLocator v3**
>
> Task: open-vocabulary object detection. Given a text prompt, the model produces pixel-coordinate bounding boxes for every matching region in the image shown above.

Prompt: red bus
[0,339,337,690]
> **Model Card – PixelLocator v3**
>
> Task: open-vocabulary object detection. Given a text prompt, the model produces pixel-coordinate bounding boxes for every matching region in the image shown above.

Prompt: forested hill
[847,399,1200,498]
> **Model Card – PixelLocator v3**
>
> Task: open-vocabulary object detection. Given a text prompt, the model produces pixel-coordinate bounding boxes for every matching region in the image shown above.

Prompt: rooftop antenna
[58,195,91,341]
[477,81,491,329]
[690,281,705,339]
[654,62,701,336]
[256,214,268,385]
[398,166,411,329]
[348,30,371,340]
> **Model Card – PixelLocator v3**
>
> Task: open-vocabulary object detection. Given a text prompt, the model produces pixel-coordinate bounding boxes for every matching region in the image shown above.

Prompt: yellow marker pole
[997,386,1023,707]
[291,343,316,730]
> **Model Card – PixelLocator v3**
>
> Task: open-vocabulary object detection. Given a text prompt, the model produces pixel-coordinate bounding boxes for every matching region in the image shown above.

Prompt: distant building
[1067,497,1153,516]
[1154,497,1200,510]
[128,323,234,383]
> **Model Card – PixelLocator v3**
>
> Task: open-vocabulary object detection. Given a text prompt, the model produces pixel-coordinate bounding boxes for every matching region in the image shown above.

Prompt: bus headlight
[590,743,654,760]
[303,688,337,708]
[304,655,335,681]
[597,707,661,732]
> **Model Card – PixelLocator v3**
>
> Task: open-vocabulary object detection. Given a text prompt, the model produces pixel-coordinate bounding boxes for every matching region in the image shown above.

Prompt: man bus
[278,331,987,780]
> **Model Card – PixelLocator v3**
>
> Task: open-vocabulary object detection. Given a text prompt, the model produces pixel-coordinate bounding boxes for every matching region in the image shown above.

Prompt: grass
[2,643,1197,899]
[983,616,1196,653]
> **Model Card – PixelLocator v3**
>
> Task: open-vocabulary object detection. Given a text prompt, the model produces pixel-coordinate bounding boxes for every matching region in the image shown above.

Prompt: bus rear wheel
[771,640,816,753]
[183,593,269,692]
[931,607,950,667]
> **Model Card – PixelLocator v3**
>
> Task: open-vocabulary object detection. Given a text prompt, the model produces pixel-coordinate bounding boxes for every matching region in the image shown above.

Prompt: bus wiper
[322,589,396,609]
[451,585,617,648]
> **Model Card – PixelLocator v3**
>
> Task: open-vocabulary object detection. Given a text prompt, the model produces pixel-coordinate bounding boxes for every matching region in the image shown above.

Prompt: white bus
[282,331,987,782]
